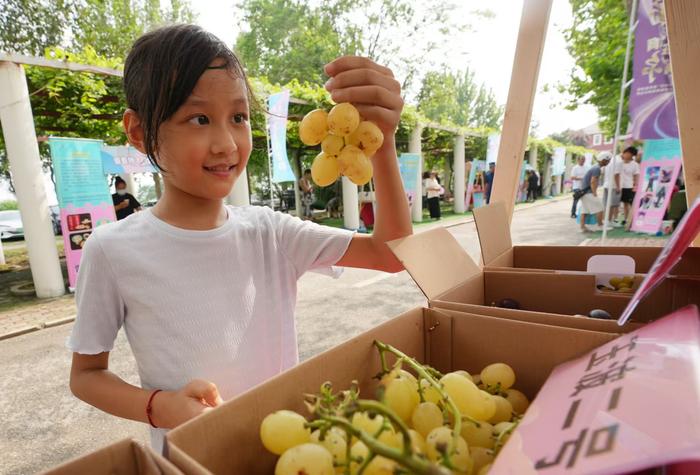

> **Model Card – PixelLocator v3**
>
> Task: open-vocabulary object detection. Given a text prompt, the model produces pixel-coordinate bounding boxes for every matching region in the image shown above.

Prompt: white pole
[341,176,359,230]
[0,61,64,298]
[453,134,466,213]
[264,116,275,210]
[120,173,137,196]
[228,167,250,206]
[409,125,424,222]
[603,0,638,243]
[0,240,5,265]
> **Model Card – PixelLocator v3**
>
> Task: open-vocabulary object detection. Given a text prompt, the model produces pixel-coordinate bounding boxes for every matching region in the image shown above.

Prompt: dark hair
[123,24,255,171]
[623,146,638,156]
[422,171,431,179]
[114,176,126,187]
[304,168,311,175]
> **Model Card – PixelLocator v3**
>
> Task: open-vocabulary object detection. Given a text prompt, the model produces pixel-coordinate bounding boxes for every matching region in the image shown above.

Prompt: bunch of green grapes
[298,103,384,187]
[260,343,530,475]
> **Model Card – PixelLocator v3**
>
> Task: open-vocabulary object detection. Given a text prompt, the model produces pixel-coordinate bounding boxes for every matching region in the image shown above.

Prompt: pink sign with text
[492,305,700,474]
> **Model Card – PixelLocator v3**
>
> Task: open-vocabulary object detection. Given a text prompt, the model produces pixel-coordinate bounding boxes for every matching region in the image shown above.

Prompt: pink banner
[60,203,116,288]
[493,305,700,474]
[629,139,682,234]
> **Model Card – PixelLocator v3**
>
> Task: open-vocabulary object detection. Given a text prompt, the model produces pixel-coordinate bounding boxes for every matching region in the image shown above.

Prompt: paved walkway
[0,194,663,340]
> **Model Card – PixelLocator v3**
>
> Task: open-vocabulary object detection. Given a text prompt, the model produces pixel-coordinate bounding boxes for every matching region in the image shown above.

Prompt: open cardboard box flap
[387,227,480,301]
[472,202,700,274]
[42,439,181,475]
[473,201,513,267]
[165,307,617,475]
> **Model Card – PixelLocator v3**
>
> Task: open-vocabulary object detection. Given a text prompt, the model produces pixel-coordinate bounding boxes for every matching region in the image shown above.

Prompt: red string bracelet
[146,389,163,428]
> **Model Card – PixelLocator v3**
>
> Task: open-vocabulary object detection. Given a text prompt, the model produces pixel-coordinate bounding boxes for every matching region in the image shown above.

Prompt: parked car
[49,205,62,235]
[0,210,24,240]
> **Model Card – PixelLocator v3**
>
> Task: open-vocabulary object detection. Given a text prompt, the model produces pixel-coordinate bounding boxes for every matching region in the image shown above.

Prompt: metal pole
[409,125,424,222]
[264,114,275,210]
[603,0,638,242]
[453,134,466,213]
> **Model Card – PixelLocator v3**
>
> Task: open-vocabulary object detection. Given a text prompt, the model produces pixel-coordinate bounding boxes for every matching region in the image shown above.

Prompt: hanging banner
[584,152,593,168]
[629,139,682,234]
[101,145,156,174]
[466,159,487,210]
[398,153,420,214]
[267,91,296,183]
[486,134,501,165]
[49,137,117,288]
[629,0,679,140]
[552,147,566,176]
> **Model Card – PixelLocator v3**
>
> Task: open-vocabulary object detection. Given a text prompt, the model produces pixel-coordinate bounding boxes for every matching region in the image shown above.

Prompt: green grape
[411,401,444,438]
[480,363,516,391]
[299,109,329,145]
[425,426,472,473]
[349,441,369,474]
[376,425,403,449]
[327,102,360,137]
[419,378,443,405]
[345,120,384,156]
[321,134,345,156]
[453,370,474,382]
[311,151,340,187]
[493,421,516,446]
[489,395,513,424]
[470,447,495,475]
[385,376,420,422]
[439,373,483,419]
[310,428,347,469]
[274,443,334,475]
[460,420,495,449]
[350,441,397,475]
[351,411,384,438]
[474,391,497,422]
[408,429,427,455]
[504,389,530,415]
[260,410,310,455]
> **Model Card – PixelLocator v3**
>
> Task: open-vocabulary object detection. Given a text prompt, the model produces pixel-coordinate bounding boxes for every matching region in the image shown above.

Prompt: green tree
[563,0,631,135]
[417,69,502,129]
[69,0,196,58]
[235,0,362,85]
[0,0,72,55]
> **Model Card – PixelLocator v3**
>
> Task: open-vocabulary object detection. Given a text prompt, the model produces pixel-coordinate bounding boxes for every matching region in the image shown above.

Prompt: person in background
[600,151,623,227]
[112,176,142,220]
[422,171,430,209]
[619,146,640,225]
[570,156,589,218]
[579,154,614,233]
[484,162,495,204]
[527,169,539,203]
[299,169,314,221]
[426,171,442,220]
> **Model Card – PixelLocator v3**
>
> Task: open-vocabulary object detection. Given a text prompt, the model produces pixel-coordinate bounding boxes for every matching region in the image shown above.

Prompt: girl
[68,24,411,453]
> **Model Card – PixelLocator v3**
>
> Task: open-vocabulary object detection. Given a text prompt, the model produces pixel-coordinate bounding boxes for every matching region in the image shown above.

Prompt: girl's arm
[70,352,222,429]
[326,57,412,273]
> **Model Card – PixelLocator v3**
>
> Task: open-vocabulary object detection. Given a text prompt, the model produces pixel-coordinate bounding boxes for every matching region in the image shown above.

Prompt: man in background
[570,156,589,218]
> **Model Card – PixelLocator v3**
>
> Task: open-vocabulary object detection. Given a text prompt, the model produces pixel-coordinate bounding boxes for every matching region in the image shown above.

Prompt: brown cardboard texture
[473,202,700,274]
[42,439,181,475]
[165,307,616,475]
[388,227,700,327]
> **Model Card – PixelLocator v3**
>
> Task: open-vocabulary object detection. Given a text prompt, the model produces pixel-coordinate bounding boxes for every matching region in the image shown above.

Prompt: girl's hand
[324,56,403,137]
[152,379,223,429]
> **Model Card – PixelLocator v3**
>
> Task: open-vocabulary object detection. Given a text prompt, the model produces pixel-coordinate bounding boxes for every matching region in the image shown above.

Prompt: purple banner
[629,0,678,140]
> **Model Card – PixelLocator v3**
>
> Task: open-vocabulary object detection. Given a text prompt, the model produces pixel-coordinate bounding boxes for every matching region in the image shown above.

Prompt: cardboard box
[42,438,181,475]
[387,227,700,328]
[165,307,618,474]
[473,202,700,275]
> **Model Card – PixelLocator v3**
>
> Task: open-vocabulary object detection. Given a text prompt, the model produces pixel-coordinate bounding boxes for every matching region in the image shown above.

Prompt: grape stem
[322,415,450,475]
[373,341,463,457]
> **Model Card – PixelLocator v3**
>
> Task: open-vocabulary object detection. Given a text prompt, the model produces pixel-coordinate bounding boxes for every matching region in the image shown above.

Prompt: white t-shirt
[571,164,589,190]
[67,206,353,452]
[426,178,441,199]
[621,160,640,189]
[600,156,623,189]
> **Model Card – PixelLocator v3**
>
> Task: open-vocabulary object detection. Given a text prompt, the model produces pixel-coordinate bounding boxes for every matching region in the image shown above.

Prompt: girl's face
[156,60,252,201]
